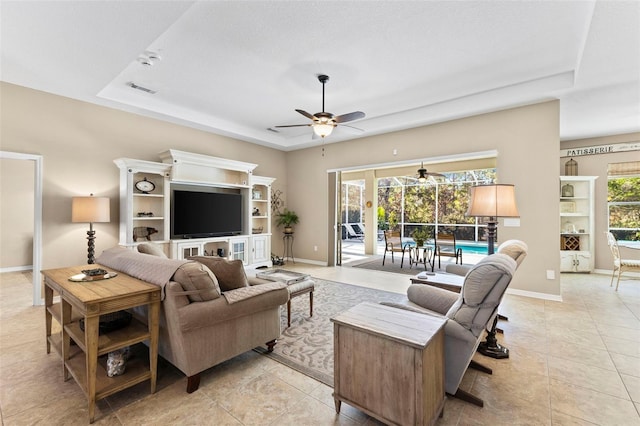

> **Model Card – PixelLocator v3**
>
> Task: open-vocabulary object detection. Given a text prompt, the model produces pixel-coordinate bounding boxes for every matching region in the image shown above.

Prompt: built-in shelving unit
[251,176,275,265]
[559,176,597,272]
[115,150,275,268]
[114,159,172,247]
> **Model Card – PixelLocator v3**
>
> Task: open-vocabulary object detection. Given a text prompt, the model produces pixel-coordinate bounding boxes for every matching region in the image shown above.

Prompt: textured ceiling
[2,1,639,151]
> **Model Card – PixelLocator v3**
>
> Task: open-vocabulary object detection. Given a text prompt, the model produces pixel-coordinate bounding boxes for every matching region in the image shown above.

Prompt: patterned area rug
[255,279,405,387]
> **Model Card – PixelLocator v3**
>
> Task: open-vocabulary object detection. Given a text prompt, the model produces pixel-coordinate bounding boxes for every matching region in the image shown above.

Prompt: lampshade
[72,195,110,223]
[467,184,519,218]
[313,123,334,138]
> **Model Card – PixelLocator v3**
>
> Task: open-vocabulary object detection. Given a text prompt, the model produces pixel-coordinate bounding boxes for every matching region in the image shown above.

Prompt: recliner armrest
[445,264,472,276]
[407,284,460,315]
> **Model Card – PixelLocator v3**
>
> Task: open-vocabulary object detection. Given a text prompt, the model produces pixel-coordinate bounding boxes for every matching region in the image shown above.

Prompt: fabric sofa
[96,246,289,393]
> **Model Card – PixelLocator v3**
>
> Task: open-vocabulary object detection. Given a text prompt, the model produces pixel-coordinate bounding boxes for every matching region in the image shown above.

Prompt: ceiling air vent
[127,82,156,94]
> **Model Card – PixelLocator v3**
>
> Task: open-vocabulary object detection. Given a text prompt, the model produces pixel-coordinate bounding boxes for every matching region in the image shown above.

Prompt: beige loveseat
[96,246,289,393]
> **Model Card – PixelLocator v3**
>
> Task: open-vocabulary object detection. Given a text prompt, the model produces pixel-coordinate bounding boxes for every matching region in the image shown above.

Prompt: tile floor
[1,266,639,425]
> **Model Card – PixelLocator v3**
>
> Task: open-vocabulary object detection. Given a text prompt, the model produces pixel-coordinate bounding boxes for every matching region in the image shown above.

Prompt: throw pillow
[188,256,249,292]
[137,243,168,258]
[172,262,221,302]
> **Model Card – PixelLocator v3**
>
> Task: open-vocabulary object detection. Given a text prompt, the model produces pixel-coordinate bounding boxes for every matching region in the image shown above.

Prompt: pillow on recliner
[188,256,249,292]
[172,262,221,302]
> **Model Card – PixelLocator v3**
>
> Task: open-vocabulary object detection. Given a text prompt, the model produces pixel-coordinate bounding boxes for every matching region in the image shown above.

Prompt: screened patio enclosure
[341,167,497,249]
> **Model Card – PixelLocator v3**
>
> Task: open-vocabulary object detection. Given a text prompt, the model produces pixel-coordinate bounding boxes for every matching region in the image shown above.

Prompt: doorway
[0,151,43,305]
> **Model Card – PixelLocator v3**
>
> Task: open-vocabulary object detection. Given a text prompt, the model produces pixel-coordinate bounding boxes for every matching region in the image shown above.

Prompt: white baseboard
[284,258,328,267]
[0,265,33,273]
[506,287,563,302]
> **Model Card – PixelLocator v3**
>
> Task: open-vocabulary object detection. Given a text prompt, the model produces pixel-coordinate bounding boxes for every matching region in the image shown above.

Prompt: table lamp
[72,194,110,264]
[466,183,519,359]
[467,184,519,255]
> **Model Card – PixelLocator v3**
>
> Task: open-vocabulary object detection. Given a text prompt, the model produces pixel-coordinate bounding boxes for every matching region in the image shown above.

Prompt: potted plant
[412,227,429,247]
[276,209,299,234]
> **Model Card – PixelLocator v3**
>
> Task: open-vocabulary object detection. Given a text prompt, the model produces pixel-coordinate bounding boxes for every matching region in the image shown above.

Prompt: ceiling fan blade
[274,124,312,128]
[295,109,315,120]
[338,123,364,132]
[428,172,446,178]
[334,111,365,123]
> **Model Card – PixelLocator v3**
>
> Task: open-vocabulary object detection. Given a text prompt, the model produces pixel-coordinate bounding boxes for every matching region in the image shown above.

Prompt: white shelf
[559,176,597,272]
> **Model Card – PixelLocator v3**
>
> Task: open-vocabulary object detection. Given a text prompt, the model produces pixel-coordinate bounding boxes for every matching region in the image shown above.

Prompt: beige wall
[0,157,34,268]
[1,82,562,296]
[287,101,562,297]
[560,132,640,271]
[0,82,287,269]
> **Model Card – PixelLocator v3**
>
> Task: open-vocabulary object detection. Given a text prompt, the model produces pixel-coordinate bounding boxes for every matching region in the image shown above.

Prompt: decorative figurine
[133,226,158,242]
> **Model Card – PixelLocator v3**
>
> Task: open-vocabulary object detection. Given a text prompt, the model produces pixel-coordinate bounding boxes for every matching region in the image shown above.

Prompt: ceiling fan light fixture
[417,162,428,182]
[313,123,334,138]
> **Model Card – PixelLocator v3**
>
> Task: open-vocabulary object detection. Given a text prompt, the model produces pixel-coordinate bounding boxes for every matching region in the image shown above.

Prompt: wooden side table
[43,265,160,423]
[410,272,464,293]
[331,302,446,426]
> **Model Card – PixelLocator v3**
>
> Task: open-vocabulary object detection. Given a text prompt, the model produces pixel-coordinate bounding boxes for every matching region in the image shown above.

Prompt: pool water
[402,240,489,255]
[456,244,489,255]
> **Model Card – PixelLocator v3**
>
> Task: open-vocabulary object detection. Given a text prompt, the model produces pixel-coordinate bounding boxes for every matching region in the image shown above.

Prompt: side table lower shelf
[65,343,152,400]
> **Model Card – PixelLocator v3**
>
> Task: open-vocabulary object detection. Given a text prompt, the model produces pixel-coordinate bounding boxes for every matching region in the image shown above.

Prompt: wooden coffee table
[410,272,463,293]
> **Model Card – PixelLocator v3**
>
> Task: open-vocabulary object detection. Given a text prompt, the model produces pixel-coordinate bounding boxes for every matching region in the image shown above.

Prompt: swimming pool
[402,241,489,255]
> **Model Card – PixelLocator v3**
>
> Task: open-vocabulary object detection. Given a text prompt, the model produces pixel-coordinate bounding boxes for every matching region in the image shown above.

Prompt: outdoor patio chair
[435,230,462,268]
[383,230,409,267]
[351,223,365,239]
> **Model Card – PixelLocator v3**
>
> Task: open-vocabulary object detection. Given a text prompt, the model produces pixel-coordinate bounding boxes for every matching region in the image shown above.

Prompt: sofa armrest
[407,284,460,316]
[248,276,274,286]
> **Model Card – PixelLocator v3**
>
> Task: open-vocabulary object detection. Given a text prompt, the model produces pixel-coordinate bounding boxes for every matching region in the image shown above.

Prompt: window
[607,161,640,242]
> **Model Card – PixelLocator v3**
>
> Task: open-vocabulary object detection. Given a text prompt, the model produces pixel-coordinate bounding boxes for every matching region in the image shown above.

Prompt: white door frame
[0,151,43,305]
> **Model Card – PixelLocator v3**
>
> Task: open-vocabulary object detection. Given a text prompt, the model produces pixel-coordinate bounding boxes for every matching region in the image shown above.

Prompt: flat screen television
[171,190,243,238]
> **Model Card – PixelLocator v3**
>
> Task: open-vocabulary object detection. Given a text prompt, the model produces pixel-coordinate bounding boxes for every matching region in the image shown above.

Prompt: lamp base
[86,229,96,264]
[477,316,510,359]
[477,340,510,359]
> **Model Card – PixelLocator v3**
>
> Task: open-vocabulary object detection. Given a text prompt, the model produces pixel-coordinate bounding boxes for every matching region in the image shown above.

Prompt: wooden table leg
[84,315,100,423]
[44,283,53,354]
[148,299,160,394]
[61,300,72,381]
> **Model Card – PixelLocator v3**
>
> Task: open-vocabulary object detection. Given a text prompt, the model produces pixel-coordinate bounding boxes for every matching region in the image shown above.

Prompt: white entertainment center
[114,150,275,268]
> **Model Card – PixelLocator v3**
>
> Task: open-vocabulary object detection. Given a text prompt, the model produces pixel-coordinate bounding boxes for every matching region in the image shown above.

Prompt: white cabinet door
[173,242,203,260]
[229,237,249,264]
[560,252,576,272]
[252,235,269,264]
[575,252,592,272]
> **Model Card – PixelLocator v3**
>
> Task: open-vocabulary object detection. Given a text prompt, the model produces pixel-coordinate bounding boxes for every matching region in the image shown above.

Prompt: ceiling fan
[416,162,445,183]
[275,74,365,138]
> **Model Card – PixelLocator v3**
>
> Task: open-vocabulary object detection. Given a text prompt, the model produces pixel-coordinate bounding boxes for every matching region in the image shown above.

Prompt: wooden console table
[43,265,160,423]
[331,302,446,425]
